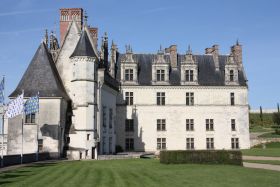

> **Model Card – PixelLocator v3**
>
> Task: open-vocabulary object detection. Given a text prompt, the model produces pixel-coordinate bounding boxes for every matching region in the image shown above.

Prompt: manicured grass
[244,160,280,165]
[242,148,280,157]
[253,142,280,148]
[249,125,274,133]
[259,132,280,138]
[0,159,280,187]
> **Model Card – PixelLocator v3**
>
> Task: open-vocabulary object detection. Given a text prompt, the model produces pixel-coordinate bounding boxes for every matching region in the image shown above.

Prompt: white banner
[5,93,24,118]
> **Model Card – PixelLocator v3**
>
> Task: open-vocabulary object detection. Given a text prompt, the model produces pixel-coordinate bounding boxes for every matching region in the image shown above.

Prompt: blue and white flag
[0,78,4,104]
[24,94,39,115]
[5,93,24,118]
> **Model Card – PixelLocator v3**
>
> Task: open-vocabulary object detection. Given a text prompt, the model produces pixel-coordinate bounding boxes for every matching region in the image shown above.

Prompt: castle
[6,8,250,160]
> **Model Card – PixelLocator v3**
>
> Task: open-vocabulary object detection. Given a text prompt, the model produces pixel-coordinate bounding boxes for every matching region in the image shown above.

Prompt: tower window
[230,92,235,106]
[230,70,234,81]
[231,119,236,131]
[156,69,165,81]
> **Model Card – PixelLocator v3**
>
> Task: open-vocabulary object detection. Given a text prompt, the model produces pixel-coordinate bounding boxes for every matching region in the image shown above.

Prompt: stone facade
[5,7,250,160]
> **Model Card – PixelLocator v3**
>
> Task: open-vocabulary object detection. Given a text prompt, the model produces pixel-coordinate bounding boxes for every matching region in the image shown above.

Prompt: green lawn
[242,142,280,157]
[249,125,274,133]
[242,148,280,157]
[0,159,280,187]
[259,132,280,138]
[244,160,280,165]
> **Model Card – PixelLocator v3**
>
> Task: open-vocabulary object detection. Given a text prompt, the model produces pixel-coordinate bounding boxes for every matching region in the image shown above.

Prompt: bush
[160,150,243,166]
[115,145,123,153]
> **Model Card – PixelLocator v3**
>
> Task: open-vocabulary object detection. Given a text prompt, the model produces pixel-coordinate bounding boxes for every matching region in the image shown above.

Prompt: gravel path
[243,156,280,161]
[243,162,280,171]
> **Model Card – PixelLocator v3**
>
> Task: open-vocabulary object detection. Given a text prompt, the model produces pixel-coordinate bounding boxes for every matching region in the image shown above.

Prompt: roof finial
[84,10,88,25]
[44,29,48,47]
[236,38,239,45]
[158,44,164,54]
[187,44,192,55]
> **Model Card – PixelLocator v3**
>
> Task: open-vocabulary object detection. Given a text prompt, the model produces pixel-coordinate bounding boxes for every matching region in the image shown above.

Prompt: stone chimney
[205,44,220,71]
[60,8,83,45]
[231,40,242,69]
[88,27,98,50]
[169,45,178,69]
[110,41,118,78]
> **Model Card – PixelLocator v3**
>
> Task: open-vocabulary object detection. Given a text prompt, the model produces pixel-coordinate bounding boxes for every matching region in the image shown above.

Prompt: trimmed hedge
[160,150,243,166]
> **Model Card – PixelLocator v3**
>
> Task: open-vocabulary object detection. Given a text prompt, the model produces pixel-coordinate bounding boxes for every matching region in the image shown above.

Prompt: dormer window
[186,70,194,82]
[120,45,138,84]
[152,46,170,85]
[225,55,239,85]
[157,70,165,81]
[180,46,198,85]
[229,70,234,81]
[125,69,133,81]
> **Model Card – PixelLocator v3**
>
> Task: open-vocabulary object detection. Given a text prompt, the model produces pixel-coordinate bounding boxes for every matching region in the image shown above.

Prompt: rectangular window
[157,119,166,131]
[109,137,112,153]
[231,119,236,131]
[186,92,194,106]
[231,138,239,149]
[186,70,194,82]
[206,119,214,131]
[125,69,133,81]
[156,69,165,81]
[85,150,88,156]
[125,119,134,132]
[206,138,214,149]
[186,119,194,131]
[125,138,134,151]
[102,106,107,127]
[125,92,134,105]
[230,70,234,81]
[157,138,166,150]
[38,139,43,152]
[25,113,36,123]
[109,108,113,129]
[102,136,106,153]
[186,138,194,150]
[230,92,235,106]
[87,134,90,140]
[157,92,165,105]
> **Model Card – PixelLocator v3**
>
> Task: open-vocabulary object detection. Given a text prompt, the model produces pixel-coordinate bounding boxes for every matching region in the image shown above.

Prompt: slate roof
[10,43,69,98]
[116,54,247,86]
[70,30,97,58]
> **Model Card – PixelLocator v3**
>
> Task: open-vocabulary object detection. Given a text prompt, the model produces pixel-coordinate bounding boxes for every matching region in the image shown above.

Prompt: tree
[260,106,263,122]
[272,112,280,134]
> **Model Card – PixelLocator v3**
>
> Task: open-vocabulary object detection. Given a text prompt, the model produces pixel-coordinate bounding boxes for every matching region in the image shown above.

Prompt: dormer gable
[151,46,170,85]
[120,45,138,84]
[225,54,239,85]
[180,46,198,85]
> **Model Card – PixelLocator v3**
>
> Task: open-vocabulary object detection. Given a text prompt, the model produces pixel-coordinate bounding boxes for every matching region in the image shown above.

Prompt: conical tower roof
[10,43,69,99]
[70,30,97,58]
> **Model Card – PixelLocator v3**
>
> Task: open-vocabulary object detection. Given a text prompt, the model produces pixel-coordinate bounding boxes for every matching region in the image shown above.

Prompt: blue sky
[0,0,279,109]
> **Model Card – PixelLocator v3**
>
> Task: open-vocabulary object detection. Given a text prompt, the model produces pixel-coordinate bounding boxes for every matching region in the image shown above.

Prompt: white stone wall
[116,86,250,152]
[99,84,118,155]
[7,98,65,156]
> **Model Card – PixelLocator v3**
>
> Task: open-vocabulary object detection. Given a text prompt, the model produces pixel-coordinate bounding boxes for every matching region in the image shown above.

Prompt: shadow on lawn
[0,162,58,185]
